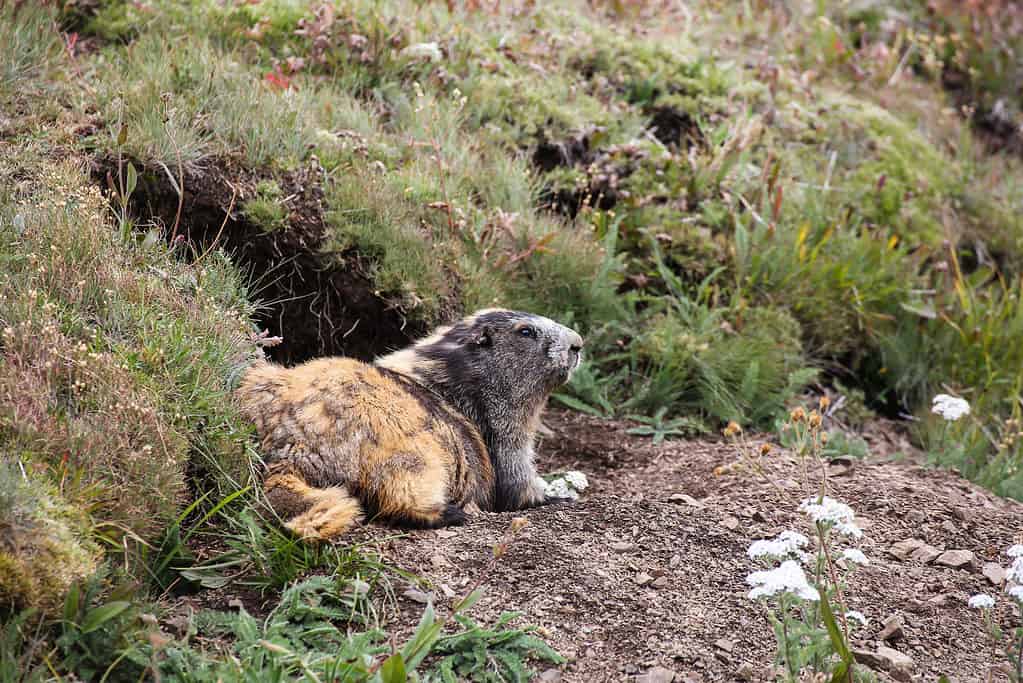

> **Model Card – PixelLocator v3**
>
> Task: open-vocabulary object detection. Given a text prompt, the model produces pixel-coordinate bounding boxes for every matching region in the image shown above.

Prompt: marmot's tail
[264,466,364,542]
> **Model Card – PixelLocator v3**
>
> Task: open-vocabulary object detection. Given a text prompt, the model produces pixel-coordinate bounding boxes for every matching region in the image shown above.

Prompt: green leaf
[125,162,137,198]
[899,300,936,319]
[80,601,132,634]
[819,587,854,682]
[117,123,128,147]
[452,587,484,614]
[63,582,81,625]
[380,653,407,683]
[551,393,604,417]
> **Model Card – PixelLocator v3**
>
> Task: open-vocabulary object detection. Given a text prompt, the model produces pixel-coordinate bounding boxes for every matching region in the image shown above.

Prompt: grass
[5,0,1023,676]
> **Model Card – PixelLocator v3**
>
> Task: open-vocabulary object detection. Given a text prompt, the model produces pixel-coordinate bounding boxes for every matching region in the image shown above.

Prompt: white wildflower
[747,531,809,561]
[836,521,863,538]
[1009,585,1023,602]
[400,42,443,62]
[746,560,820,601]
[800,496,855,525]
[841,548,869,565]
[931,394,970,421]
[1006,544,1023,558]
[1007,557,1023,584]
[845,610,868,626]
[968,594,995,609]
[543,477,577,500]
[562,471,589,491]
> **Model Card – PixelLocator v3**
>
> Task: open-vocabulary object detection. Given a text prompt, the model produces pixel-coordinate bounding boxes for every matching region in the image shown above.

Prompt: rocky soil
[353,410,1023,682]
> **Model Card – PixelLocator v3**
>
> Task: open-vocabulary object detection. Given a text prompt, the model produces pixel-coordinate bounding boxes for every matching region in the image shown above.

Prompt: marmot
[236,308,584,541]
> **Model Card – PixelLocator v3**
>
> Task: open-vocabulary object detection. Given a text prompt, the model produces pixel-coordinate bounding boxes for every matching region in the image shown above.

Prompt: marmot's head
[459,309,584,388]
[378,308,584,400]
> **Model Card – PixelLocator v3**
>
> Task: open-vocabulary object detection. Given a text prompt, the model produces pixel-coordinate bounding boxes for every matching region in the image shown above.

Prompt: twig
[196,181,238,264]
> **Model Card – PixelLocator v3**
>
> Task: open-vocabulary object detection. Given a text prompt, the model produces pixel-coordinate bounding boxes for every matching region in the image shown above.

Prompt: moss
[0,465,100,612]
[243,180,290,233]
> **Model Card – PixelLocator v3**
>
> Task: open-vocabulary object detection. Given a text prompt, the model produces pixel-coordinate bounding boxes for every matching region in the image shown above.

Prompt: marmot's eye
[519,326,537,339]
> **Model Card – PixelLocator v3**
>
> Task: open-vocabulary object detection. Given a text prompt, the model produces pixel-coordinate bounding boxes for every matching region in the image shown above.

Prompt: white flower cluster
[747,531,809,561]
[845,610,868,626]
[966,544,1023,610]
[747,560,820,601]
[931,394,970,422]
[543,471,589,500]
[799,496,863,538]
[968,593,995,609]
[841,548,869,565]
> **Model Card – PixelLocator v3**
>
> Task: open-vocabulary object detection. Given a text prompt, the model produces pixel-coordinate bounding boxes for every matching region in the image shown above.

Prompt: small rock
[636,666,676,683]
[435,529,458,539]
[722,516,740,531]
[668,493,703,507]
[403,589,432,604]
[714,638,734,653]
[652,576,669,589]
[878,614,905,642]
[635,572,654,586]
[735,662,754,682]
[952,506,973,522]
[539,669,562,682]
[612,542,635,552]
[940,520,957,534]
[439,583,457,599]
[983,562,1007,586]
[906,510,926,524]
[670,554,682,568]
[854,646,914,681]
[889,539,925,560]
[909,544,942,564]
[935,549,976,569]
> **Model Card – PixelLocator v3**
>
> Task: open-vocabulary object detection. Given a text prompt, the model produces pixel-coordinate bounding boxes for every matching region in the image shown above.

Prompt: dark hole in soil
[92,157,422,365]
[648,106,699,149]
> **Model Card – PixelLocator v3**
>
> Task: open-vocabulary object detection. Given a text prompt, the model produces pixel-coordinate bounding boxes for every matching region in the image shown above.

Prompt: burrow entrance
[92,157,424,365]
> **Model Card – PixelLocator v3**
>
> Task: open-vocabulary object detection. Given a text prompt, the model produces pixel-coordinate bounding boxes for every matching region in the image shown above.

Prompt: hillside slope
[4,0,1023,680]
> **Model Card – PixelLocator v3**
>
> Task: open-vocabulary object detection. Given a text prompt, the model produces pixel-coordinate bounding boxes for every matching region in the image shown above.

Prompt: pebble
[668,493,703,507]
[722,516,740,530]
[909,544,942,564]
[402,589,432,604]
[934,549,975,569]
[636,666,676,683]
[878,613,905,642]
[612,542,635,552]
[714,638,734,653]
[635,572,654,586]
[854,646,915,681]
[983,562,1007,586]
[889,538,925,560]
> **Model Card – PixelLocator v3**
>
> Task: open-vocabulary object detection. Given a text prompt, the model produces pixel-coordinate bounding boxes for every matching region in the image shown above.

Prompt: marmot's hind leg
[263,466,363,542]
[361,454,466,529]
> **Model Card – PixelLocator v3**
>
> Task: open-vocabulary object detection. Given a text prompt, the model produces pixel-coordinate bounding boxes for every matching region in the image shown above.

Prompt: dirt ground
[346,409,1023,682]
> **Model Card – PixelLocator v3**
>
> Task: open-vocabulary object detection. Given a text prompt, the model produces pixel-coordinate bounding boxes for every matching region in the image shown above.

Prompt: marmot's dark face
[379,309,583,401]
[467,309,584,390]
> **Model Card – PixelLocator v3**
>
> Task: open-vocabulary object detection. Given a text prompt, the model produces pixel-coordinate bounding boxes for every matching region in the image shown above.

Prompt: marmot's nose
[566,330,584,354]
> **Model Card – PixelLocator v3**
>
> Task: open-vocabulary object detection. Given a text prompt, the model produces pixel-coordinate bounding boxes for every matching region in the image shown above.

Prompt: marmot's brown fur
[236,308,584,541]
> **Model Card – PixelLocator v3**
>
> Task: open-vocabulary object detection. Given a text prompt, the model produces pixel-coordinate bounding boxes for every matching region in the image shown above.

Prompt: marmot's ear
[472,325,493,347]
